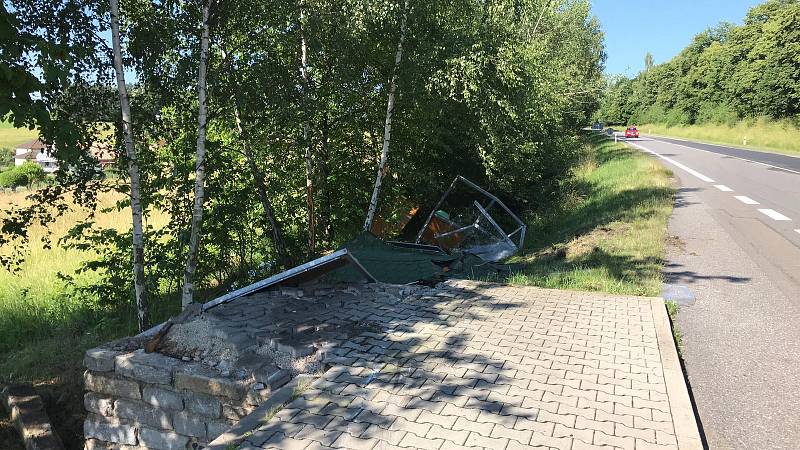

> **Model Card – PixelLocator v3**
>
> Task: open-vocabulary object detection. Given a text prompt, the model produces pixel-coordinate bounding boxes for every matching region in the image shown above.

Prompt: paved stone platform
[236,281,701,450]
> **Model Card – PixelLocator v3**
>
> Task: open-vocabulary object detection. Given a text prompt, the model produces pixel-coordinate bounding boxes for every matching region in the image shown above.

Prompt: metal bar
[201,249,375,312]
[508,225,527,249]
[415,177,460,243]
[434,224,476,239]
[456,176,525,229]
[344,251,377,283]
[386,241,443,252]
[474,201,517,249]
[507,225,524,239]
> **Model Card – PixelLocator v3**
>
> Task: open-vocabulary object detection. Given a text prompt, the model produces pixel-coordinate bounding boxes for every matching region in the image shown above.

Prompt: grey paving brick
[220,283,691,450]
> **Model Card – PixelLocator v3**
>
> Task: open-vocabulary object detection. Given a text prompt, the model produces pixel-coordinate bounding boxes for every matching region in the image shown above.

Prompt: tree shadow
[236,282,549,448]
[664,262,750,284]
[523,182,674,254]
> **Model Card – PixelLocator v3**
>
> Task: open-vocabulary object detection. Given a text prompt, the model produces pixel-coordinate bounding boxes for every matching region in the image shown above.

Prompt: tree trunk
[181,0,211,309]
[363,0,409,232]
[220,44,290,268]
[110,0,149,331]
[232,95,290,267]
[299,7,316,257]
[317,111,332,243]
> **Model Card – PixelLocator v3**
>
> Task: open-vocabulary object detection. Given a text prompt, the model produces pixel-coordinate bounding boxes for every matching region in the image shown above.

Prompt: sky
[590,0,763,76]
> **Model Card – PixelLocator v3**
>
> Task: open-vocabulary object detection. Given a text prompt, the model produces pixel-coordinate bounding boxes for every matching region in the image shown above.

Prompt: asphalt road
[622,135,800,449]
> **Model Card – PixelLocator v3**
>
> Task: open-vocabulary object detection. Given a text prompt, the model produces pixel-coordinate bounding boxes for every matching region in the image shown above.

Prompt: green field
[0,120,38,149]
[640,119,800,157]
[509,133,674,297]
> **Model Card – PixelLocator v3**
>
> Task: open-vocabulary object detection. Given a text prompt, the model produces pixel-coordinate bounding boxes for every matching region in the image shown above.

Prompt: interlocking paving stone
[240,281,701,449]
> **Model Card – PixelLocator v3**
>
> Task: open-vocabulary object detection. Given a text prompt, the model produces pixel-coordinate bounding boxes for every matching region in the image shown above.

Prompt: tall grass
[0,191,139,380]
[508,133,674,296]
[641,118,800,156]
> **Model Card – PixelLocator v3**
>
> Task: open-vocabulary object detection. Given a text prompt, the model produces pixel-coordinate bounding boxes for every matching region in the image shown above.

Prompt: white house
[14,140,57,173]
[14,139,115,173]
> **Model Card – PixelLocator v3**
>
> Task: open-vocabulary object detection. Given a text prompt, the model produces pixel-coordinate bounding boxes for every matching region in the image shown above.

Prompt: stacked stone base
[83,347,284,450]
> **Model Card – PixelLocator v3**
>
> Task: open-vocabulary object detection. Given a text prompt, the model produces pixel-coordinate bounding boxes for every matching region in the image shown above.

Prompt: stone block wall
[83,347,282,450]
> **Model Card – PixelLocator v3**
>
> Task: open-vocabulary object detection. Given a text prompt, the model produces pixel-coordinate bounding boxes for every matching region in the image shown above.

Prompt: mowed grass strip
[641,119,800,157]
[508,133,674,297]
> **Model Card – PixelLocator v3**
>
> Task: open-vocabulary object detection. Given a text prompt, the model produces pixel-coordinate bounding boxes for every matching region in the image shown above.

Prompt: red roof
[16,139,47,151]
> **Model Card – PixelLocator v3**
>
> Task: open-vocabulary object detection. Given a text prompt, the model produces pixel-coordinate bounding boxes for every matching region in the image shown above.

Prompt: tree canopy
[597,0,800,126]
[1,0,605,322]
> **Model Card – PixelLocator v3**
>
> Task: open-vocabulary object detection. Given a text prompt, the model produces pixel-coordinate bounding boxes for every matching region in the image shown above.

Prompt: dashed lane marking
[714,185,733,192]
[734,195,760,205]
[758,209,792,221]
[646,135,800,175]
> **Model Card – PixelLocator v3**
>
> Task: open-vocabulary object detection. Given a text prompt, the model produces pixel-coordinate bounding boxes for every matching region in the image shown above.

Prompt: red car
[625,126,639,138]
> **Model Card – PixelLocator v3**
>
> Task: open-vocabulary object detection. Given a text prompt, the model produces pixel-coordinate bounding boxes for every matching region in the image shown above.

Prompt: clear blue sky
[590,0,763,76]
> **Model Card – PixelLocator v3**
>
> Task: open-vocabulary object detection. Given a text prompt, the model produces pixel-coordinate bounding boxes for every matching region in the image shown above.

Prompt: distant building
[14,139,116,173]
[14,139,56,172]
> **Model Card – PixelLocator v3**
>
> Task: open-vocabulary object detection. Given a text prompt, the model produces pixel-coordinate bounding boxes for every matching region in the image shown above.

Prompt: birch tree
[363,0,409,232]
[181,0,211,309]
[299,5,316,256]
[110,0,149,330]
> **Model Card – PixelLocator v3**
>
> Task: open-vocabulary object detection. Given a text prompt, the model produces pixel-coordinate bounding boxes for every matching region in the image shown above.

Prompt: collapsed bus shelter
[414,176,526,262]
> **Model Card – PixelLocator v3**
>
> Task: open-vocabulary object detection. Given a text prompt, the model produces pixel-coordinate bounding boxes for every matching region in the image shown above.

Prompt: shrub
[0,166,29,189]
[0,162,46,189]
[17,161,45,186]
[696,102,739,126]
[663,108,691,127]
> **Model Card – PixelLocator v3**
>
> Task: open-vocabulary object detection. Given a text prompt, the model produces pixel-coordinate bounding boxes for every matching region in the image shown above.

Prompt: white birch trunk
[299,8,316,256]
[181,0,211,309]
[363,0,409,232]
[110,0,149,331]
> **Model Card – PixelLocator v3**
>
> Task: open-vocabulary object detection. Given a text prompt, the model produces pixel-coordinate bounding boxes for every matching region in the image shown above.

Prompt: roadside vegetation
[640,119,800,156]
[2,1,606,447]
[597,0,799,149]
[509,133,674,297]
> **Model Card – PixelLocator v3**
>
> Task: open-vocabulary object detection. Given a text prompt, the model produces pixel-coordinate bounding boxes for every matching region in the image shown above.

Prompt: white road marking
[795,229,800,235]
[734,195,760,205]
[646,135,800,175]
[758,209,791,221]
[714,185,733,192]
[628,142,715,183]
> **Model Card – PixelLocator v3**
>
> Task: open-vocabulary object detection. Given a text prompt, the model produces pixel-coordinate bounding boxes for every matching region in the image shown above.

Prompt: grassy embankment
[509,132,675,297]
[640,118,800,157]
[0,121,38,149]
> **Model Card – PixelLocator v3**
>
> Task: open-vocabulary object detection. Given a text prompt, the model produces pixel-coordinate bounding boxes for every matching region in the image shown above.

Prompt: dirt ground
[1,372,86,450]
